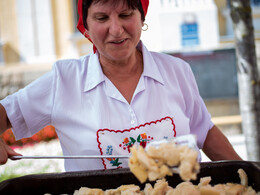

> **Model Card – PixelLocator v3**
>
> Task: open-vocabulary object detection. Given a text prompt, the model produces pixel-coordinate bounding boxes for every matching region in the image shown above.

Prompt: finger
[0,145,8,165]
[6,146,22,161]
[0,139,22,163]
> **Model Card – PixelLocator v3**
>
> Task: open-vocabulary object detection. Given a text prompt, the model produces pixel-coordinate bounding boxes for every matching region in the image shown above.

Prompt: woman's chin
[103,52,132,62]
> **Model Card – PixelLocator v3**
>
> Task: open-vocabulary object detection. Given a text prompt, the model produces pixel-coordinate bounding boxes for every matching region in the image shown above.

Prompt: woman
[0,0,241,171]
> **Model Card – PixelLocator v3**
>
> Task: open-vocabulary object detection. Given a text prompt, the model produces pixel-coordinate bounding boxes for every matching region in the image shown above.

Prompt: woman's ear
[84,20,89,34]
[85,27,89,34]
[83,28,90,38]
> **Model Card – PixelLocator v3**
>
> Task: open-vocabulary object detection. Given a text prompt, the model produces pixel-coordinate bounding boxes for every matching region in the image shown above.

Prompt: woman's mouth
[111,39,127,44]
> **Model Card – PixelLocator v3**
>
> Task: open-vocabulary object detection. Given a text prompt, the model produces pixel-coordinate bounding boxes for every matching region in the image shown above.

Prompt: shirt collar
[139,41,164,85]
[84,52,105,92]
[84,41,165,92]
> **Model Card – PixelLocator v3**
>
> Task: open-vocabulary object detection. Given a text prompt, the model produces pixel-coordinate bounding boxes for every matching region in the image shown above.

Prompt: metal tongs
[144,134,198,174]
[10,134,197,160]
[145,134,197,150]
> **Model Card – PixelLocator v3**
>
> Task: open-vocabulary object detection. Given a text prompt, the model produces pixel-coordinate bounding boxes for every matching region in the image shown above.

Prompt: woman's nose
[109,19,123,37]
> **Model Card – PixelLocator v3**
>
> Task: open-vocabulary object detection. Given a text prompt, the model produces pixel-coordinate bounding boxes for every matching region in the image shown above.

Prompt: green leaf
[130,137,136,144]
[137,135,141,142]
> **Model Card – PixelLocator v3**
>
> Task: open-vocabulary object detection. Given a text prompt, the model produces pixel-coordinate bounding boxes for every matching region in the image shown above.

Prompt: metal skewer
[10,155,130,160]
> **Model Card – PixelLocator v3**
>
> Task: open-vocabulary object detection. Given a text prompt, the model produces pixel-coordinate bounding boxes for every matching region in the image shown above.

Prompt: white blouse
[1,41,213,171]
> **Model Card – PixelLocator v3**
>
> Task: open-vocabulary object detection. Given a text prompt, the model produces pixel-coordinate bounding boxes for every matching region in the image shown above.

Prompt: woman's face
[86,1,143,63]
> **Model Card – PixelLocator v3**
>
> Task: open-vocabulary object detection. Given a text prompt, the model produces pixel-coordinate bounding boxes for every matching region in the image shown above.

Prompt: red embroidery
[119,133,154,153]
[96,116,176,169]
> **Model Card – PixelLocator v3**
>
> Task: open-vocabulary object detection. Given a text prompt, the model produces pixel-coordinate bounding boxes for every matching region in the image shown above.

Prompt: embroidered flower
[120,137,136,153]
[123,138,129,144]
[106,145,113,155]
[119,133,154,152]
[137,133,153,148]
[141,133,147,139]
[105,145,122,168]
[107,158,122,167]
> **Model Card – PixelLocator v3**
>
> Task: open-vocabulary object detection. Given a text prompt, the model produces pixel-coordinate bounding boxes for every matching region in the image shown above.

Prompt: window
[227,0,260,7]
[252,0,260,6]
[16,0,55,62]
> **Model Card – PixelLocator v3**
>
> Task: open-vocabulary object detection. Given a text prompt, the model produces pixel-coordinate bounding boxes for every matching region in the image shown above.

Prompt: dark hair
[82,0,145,29]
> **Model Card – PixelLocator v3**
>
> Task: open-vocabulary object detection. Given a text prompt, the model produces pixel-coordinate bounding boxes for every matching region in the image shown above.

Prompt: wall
[0,63,52,99]
[51,0,76,59]
[0,0,20,63]
[16,0,55,62]
[141,0,219,52]
[213,0,227,36]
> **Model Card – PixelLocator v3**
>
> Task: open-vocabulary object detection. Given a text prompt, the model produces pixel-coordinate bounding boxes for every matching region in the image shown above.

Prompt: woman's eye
[95,16,108,21]
[120,14,130,18]
[120,12,133,18]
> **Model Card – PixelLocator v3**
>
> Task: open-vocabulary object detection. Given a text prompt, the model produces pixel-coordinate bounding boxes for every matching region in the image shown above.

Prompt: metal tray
[0,161,259,195]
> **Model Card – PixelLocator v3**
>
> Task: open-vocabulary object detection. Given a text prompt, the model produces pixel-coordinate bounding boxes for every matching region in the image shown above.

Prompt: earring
[142,23,148,31]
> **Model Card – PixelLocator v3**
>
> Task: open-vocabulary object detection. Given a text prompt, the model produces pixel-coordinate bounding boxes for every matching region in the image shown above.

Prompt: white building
[141,0,220,52]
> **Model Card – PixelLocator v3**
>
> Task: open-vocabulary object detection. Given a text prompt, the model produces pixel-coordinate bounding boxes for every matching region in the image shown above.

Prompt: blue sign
[181,23,199,47]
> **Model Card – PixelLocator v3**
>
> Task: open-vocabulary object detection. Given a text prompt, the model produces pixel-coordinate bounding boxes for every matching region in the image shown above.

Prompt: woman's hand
[0,103,21,164]
[0,138,22,165]
[0,104,12,134]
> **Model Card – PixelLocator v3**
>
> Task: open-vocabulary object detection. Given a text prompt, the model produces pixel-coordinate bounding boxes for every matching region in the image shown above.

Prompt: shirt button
[131,120,135,124]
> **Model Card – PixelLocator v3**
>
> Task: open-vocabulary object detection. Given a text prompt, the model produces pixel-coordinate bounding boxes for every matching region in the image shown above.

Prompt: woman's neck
[99,49,143,103]
[99,50,143,81]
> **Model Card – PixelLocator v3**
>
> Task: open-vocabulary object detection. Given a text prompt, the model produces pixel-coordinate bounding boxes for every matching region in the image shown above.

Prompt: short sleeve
[185,64,214,149]
[0,68,56,140]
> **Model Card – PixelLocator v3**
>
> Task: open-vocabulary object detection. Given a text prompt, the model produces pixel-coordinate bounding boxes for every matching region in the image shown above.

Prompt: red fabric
[77,0,149,53]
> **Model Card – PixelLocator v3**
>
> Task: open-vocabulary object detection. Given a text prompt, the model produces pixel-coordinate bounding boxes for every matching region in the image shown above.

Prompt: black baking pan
[0,161,259,195]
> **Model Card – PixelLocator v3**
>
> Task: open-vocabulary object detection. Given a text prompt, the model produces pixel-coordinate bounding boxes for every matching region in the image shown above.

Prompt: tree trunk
[230,0,260,160]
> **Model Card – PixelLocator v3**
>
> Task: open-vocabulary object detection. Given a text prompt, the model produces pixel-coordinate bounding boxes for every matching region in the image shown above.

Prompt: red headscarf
[77,0,149,53]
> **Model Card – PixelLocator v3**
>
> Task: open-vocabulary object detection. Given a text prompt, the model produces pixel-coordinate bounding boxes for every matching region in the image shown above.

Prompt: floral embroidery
[97,116,176,169]
[119,133,154,153]
[137,133,153,148]
[106,145,113,155]
[106,157,122,167]
[121,137,136,152]
[105,145,122,168]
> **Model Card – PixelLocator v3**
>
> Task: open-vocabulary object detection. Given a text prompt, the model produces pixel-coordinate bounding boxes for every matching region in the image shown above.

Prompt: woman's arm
[0,103,12,134]
[202,125,242,161]
[0,103,22,164]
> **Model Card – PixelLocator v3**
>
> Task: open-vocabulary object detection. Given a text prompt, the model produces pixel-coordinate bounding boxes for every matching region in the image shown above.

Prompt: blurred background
[0,0,259,181]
